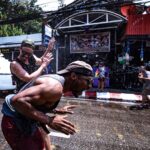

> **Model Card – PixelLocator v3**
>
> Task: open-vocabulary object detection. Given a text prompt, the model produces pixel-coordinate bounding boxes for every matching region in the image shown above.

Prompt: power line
[35,0,58,6]
[0,12,53,25]
[0,0,147,25]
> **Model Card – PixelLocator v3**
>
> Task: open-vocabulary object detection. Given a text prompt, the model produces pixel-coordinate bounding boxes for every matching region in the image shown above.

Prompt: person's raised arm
[10,53,52,82]
[11,83,76,135]
[139,75,150,81]
[36,37,56,65]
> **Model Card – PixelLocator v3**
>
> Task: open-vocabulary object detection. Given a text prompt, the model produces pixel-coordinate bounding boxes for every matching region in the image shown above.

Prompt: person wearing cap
[9,37,55,149]
[10,37,55,92]
[1,60,93,150]
[139,64,150,107]
[130,64,150,110]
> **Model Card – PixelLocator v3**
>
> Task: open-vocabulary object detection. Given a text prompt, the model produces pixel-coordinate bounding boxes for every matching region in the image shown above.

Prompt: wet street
[0,97,150,150]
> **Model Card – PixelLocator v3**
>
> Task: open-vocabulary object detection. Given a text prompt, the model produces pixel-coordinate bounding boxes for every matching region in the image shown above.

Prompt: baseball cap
[57,60,93,76]
[21,39,35,49]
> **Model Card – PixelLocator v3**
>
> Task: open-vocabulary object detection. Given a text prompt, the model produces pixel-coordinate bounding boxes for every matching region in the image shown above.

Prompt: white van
[0,55,16,96]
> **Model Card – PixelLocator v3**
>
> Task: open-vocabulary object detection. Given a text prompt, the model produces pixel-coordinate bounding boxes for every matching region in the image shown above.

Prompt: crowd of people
[0,37,150,149]
[92,60,150,109]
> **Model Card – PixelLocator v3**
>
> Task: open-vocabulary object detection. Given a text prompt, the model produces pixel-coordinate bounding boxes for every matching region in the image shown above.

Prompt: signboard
[43,25,52,47]
[0,48,10,53]
[70,32,110,53]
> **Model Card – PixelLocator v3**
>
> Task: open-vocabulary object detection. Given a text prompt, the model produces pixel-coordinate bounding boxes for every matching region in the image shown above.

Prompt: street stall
[111,4,150,91]
[45,0,127,89]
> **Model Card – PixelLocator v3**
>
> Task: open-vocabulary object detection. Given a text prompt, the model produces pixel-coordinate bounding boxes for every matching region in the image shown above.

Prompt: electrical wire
[0,0,148,25]
[35,0,59,6]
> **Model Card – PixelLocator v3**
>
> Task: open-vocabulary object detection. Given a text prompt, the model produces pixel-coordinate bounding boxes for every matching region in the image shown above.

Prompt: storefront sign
[70,32,110,53]
[0,48,10,53]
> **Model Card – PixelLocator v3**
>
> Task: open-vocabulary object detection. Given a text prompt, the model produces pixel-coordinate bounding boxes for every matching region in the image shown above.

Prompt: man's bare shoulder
[35,75,64,97]
[42,76,63,101]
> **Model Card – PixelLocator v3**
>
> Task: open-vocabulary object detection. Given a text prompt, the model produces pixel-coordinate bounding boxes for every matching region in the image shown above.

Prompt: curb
[63,90,142,104]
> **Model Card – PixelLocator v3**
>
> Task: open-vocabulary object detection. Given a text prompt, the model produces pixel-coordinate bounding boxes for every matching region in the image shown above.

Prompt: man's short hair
[57,60,93,76]
[21,39,35,49]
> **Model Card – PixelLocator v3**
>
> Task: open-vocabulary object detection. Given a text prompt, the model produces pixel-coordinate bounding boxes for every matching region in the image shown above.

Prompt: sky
[36,0,75,11]
[134,0,150,7]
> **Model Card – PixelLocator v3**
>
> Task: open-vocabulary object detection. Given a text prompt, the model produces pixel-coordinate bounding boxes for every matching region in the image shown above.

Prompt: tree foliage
[0,0,43,37]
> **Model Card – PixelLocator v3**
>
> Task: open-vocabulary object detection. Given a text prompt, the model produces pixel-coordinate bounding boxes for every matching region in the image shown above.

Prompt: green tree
[0,12,25,36]
[0,0,43,37]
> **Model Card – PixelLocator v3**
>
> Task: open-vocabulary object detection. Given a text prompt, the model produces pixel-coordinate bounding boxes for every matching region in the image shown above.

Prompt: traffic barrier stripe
[64,90,142,103]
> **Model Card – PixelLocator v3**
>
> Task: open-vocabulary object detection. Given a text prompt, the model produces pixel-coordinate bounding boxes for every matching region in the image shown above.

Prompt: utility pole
[56,1,65,72]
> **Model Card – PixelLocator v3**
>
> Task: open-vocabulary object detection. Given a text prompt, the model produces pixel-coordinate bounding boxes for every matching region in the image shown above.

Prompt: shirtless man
[1,60,93,150]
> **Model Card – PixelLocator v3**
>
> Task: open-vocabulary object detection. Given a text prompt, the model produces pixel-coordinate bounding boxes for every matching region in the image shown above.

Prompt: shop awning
[125,14,150,36]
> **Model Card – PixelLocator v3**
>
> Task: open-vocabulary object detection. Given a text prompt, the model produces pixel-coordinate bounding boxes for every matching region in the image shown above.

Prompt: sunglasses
[22,43,35,49]
[21,50,33,58]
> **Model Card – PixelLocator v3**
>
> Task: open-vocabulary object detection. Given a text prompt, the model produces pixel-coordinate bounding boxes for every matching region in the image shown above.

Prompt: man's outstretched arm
[11,85,76,135]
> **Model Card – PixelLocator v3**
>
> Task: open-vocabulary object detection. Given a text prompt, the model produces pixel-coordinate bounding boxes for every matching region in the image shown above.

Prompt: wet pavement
[0,97,150,150]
